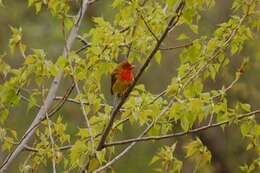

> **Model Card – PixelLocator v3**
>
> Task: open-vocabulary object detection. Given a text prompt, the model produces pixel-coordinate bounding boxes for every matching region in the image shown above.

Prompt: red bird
[111,59,135,97]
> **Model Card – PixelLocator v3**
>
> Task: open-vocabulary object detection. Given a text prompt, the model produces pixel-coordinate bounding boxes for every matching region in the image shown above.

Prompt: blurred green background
[0,0,260,172]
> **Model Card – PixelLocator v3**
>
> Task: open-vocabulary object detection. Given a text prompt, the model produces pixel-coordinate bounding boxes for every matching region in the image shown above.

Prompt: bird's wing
[111,70,117,95]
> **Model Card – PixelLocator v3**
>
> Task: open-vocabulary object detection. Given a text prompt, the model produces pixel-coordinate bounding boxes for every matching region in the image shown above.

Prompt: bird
[111,59,135,100]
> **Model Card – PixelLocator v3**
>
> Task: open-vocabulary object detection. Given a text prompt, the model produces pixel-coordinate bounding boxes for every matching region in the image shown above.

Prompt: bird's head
[115,59,135,81]
[120,59,135,70]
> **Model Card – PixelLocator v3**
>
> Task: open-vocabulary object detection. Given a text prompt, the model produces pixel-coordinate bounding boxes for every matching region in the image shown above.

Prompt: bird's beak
[131,65,135,69]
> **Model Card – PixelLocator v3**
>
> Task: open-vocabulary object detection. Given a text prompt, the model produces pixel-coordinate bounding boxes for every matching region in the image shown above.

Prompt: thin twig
[69,74,95,151]
[159,42,193,51]
[77,35,88,45]
[54,96,126,112]
[21,144,73,153]
[76,44,90,54]
[137,10,159,42]
[46,113,57,173]
[47,83,75,118]
[75,26,132,54]
[20,94,41,109]
[149,90,167,104]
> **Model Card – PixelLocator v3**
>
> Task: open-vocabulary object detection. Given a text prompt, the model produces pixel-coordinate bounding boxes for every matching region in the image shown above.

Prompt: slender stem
[70,74,95,151]
[54,96,126,112]
[20,94,41,109]
[46,113,57,173]
[137,9,159,42]
[159,42,193,51]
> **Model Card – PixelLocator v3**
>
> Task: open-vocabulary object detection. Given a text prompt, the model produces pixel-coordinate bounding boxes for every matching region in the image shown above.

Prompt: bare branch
[0,1,90,171]
[47,83,75,118]
[160,42,193,51]
[149,90,167,104]
[77,35,88,45]
[76,44,90,54]
[69,74,95,151]
[96,0,185,151]
[21,144,73,153]
[103,109,260,147]
[46,113,57,173]
[20,94,41,109]
[54,96,126,112]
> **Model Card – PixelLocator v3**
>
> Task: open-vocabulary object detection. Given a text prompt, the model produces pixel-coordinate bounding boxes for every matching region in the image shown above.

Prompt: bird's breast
[120,69,134,81]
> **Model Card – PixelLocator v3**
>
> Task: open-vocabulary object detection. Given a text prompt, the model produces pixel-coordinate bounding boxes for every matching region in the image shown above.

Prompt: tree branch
[54,96,126,112]
[0,1,90,171]
[68,73,95,151]
[159,41,193,51]
[47,83,75,118]
[93,98,176,173]
[96,0,185,151]
[45,113,57,173]
[137,9,159,42]
[103,109,260,147]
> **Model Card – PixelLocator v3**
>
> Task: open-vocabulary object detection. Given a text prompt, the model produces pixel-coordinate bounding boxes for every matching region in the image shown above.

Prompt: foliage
[0,0,260,172]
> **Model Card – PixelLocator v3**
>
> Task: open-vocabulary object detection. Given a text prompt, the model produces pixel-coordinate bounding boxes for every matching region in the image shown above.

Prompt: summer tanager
[111,59,135,97]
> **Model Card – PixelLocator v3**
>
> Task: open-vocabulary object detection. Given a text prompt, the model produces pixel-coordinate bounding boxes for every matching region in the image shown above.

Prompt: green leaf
[112,0,124,8]
[240,121,251,137]
[166,0,177,10]
[150,156,160,165]
[70,141,88,167]
[185,138,211,166]
[35,2,42,14]
[9,129,17,140]
[154,51,162,64]
[64,17,73,30]
[177,33,189,41]
[25,55,36,64]
[77,128,90,139]
[28,0,37,7]
[50,63,58,76]
[8,26,23,54]
[240,103,251,112]
[0,0,4,7]
[0,108,9,124]
[231,43,239,55]
[184,79,203,97]
[56,56,68,68]
[166,77,179,96]
[27,95,37,111]
[180,115,190,132]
